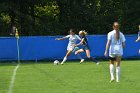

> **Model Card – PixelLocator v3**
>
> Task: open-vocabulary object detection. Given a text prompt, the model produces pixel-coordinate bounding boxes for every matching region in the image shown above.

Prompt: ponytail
[79,30,88,36]
[113,22,120,40]
[82,30,87,35]
[116,30,120,40]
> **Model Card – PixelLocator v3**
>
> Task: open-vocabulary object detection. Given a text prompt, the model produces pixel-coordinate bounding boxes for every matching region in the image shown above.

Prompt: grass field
[0,60,140,93]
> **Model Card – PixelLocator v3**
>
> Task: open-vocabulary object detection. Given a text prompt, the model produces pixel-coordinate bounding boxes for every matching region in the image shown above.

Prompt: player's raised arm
[136,37,140,42]
[55,35,69,40]
[136,25,140,42]
[75,38,84,46]
[136,34,140,42]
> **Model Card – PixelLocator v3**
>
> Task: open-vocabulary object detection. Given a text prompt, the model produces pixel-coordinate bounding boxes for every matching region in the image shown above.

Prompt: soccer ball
[54,60,59,65]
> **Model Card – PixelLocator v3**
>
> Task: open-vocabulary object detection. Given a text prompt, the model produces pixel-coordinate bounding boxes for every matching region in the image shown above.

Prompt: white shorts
[109,45,123,57]
[109,54,122,58]
[67,45,75,51]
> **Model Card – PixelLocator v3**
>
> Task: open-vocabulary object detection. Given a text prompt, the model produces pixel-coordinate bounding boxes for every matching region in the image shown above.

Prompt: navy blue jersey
[81,36,90,50]
[81,36,88,45]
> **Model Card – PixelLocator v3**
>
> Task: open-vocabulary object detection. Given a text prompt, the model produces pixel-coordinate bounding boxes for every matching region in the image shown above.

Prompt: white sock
[110,64,114,80]
[116,66,120,82]
[62,57,67,63]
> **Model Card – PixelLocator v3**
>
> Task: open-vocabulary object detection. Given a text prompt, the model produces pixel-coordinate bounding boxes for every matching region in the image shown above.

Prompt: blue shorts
[83,45,90,51]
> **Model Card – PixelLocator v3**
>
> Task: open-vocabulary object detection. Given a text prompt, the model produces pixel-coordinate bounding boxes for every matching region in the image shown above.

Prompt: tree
[0,0,139,36]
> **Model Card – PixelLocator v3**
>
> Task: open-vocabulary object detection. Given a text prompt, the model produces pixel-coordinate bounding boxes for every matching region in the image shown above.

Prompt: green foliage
[0,13,11,24]
[0,0,139,36]
[34,1,61,35]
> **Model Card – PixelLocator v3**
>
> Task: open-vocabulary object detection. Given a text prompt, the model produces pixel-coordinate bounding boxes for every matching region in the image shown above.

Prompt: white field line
[8,64,20,93]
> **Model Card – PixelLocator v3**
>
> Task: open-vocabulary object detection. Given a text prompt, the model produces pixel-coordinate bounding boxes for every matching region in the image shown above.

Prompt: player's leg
[116,56,121,82]
[61,50,72,64]
[75,49,85,63]
[61,45,74,64]
[109,56,115,82]
[85,49,90,58]
[85,49,99,64]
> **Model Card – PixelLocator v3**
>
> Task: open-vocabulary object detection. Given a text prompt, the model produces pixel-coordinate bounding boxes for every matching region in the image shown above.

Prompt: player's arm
[121,34,126,48]
[104,33,111,57]
[136,36,140,42]
[104,39,111,57]
[55,36,69,40]
[122,34,126,48]
[75,38,84,46]
[77,35,81,41]
[122,42,125,48]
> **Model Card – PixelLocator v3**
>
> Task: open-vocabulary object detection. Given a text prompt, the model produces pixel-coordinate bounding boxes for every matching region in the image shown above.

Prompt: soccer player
[10,25,16,36]
[75,30,99,64]
[56,28,81,65]
[135,25,140,54]
[104,22,126,82]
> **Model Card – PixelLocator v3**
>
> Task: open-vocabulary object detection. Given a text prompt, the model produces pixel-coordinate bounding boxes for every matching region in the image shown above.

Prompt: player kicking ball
[75,30,99,64]
[55,28,81,65]
[104,22,126,82]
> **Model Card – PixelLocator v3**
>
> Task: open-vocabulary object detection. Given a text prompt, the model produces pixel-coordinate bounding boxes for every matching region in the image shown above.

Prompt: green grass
[0,60,140,93]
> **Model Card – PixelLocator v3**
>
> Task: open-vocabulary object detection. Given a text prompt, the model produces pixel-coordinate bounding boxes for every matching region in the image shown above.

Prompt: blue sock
[89,57,98,63]
[76,54,82,60]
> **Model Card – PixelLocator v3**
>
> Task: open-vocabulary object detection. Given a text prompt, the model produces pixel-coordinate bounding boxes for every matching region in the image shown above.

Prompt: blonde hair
[79,30,87,36]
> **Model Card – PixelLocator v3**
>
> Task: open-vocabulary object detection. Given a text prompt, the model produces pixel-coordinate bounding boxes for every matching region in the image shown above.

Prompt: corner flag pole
[15,29,20,64]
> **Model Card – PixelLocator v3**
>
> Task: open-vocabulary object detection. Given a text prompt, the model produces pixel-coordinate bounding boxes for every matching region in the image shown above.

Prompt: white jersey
[108,30,126,56]
[66,35,81,50]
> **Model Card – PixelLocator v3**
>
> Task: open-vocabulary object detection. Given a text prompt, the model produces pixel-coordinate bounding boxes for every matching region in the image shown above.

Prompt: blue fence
[0,35,139,61]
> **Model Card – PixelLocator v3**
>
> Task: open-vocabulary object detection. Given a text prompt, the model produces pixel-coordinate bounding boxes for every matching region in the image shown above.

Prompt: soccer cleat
[116,80,120,83]
[60,62,64,65]
[96,62,99,65]
[80,59,84,64]
[110,79,115,83]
